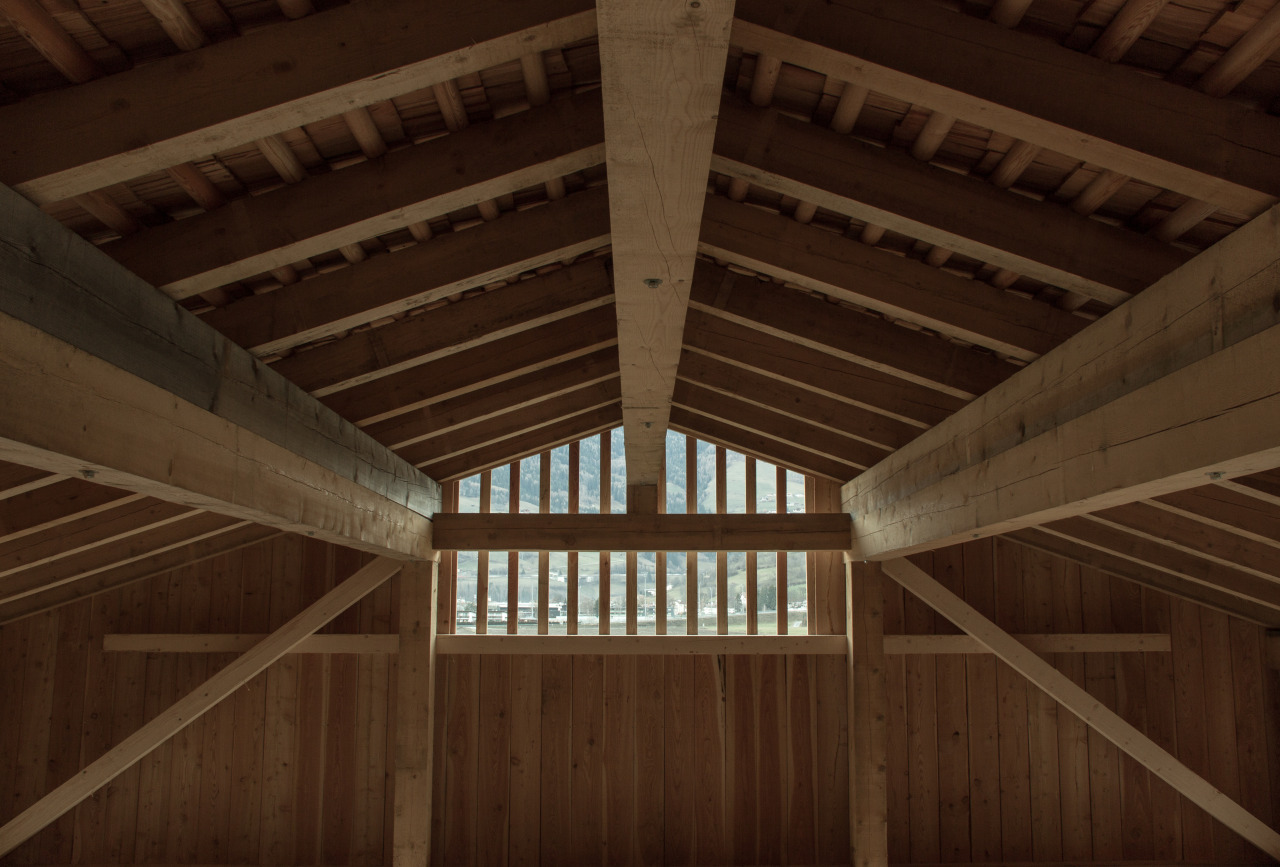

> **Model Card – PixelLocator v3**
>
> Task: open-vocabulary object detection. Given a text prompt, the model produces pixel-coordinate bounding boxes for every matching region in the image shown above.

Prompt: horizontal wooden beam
[99,631,1171,655]
[204,187,610,356]
[690,260,1015,400]
[0,184,438,559]
[104,633,399,654]
[844,203,1280,559]
[0,556,402,858]
[731,1,1280,215]
[104,93,604,300]
[699,193,1089,361]
[437,634,848,655]
[431,512,852,551]
[712,97,1188,303]
[0,0,596,202]
[882,556,1280,861]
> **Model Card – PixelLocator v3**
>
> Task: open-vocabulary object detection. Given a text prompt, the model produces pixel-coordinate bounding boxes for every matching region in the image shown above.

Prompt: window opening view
[452,428,811,635]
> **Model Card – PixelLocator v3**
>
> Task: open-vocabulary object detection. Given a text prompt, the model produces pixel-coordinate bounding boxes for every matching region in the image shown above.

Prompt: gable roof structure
[0,0,1279,864]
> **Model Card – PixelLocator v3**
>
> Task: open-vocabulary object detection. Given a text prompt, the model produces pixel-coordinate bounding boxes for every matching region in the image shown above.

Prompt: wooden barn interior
[2,0,1280,864]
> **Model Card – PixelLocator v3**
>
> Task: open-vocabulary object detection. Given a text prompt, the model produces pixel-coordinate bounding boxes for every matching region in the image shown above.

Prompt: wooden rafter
[669,408,856,482]
[881,556,1280,861]
[102,94,605,300]
[731,0,1280,216]
[597,0,734,503]
[0,185,438,558]
[0,0,597,203]
[843,203,1280,559]
[0,556,404,858]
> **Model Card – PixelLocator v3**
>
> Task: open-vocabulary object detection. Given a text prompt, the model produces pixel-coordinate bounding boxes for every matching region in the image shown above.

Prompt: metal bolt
[1207,470,1226,481]
[644,278,662,289]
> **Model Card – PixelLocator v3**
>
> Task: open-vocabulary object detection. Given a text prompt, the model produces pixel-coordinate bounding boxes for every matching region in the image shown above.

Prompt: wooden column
[846,557,889,867]
[393,558,439,867]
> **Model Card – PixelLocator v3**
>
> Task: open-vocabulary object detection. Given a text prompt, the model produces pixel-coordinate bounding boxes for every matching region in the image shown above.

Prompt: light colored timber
[1197,2,1280,97]
[434,634,849,655]
[104,634,401,654]
[203,191,609,357]
[0,0,98,83]
[730,2,1280,216]
[0,184,437,559]
[699,193,1088,361]
[843,202,1280,559]
[882,633,1171,654]
[0,0,597,203]
[882,556,1280,860]
[102,94,605,300]
[1090,0,1170,62]
[0,556,405,858]
[712,97,1187,304]
[846,559,888,867]
[393,559,438,867]
[597,0,733,492]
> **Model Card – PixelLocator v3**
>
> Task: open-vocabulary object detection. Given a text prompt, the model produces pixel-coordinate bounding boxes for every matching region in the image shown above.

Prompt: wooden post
[393,558,439,867]
[477,469,491,634]
[846,557,889,867]
[508,460,520,635]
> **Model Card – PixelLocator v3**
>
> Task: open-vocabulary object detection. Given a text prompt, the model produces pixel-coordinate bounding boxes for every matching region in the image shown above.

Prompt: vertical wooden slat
[904,552,940,863]
[572,655,605,863]
[756,654,786,864]
[728,655,757,864]
[539,655,572,864]
[393,560,438,867]
[442,655,479,866]
[567,445,580,636]
[476,655,511,866]
[695,654,728,865]
[1110,576,1155,861]
[477,470,491,636]
[995,541,1033,862]
[785,655,816,864]
[293,542,330,866]
[881,573,910,862]
[603,655,636,865]
[657,465,667,636]
[102,579,148,863]
[508,462,521,636]
[539,452,551,635]
[635,655,665,864]
[508,655,541,866]
[962,539,1002,860]
[321,548,363,865]
[686,435,698,636]
[745,458,758,635]
[42,601,89,864]
[134,571,178,862]
[260,538,301,866]
[231,544,270,863]
[664,656,697,864]
[1054,559,1093,862]
[1080,566,1123,861]
[1141,587,1182,860]
[1022,545,1064,861]
[75,592,118,863]
[847,559,888,867]
[626,551,638,635]
[1230,618,1275,853]
[776,466,788,637]
[716,446,727,635]
[1200,607,1248,862]
[601,435,612,637]
[932,544,972,862]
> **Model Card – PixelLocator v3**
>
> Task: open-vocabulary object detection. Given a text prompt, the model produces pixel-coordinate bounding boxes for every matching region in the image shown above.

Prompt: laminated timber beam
[843,203,1280,560]
[882,556,1280,860]
[597,0,733,503]
[0,184,438,559]
[711,97,1189,305]
[731,0,1280,217]
[0,0,597,203]
[430,512,853,551]
[102,94,606,300]
[203,187,611,357]
[698,194,1089,361]
[0,556,403,858]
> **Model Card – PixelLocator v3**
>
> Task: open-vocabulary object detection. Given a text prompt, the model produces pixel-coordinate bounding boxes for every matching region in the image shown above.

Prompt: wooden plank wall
[0,534,1277,866]
[886,538,1280,865]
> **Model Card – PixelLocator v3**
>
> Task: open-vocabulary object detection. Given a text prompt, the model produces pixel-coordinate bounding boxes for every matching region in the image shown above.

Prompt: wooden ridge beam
[103,94,605,300]
[423,403,621,482]
[713,97,1189,305]
[699,193,1089,360]
[431,512,853,551]
[0,556,404,857]
[323,305,619,426]
[669,407,859,482]
[843,203,1280,559]
[203,187,610,356]
[672,378,890,471]
[676,349,919,452]
[731,0,1280,216]
[1004,527,1280,627]
[0,0,597,203]
[272,255,614,397]
[882,556,1280,860]
[598,0,733,497]
[690,260,1017,400]
[683,308,963,428]
[0,184,438,559]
